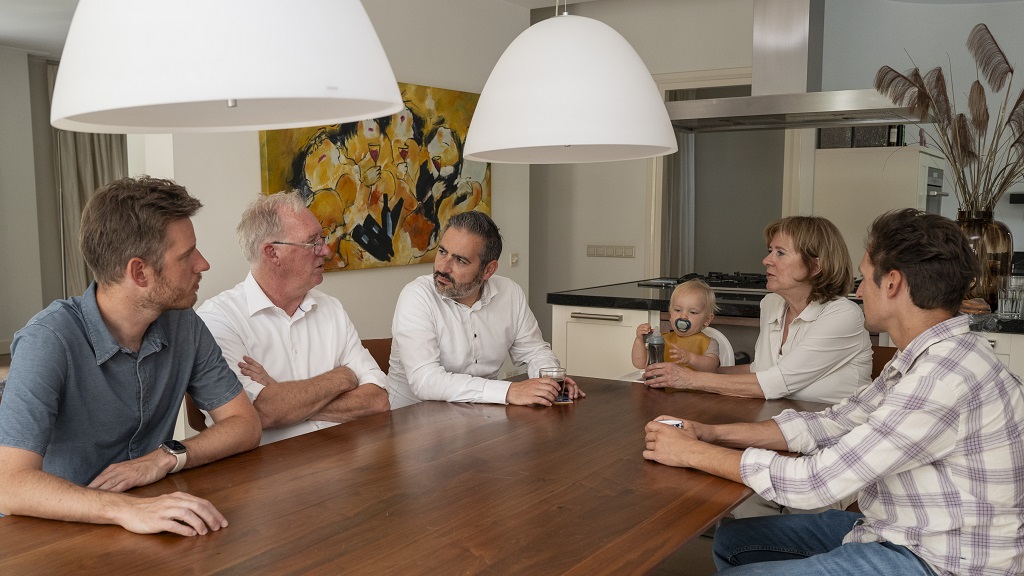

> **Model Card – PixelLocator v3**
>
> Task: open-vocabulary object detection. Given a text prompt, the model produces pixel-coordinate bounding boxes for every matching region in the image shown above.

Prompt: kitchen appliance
[925,166,948,215]
[638,272,770,319]
[812,146,946,268]
[666,1,913,133]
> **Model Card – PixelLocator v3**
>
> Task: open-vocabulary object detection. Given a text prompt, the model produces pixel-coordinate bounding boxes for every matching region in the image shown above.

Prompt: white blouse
[750,293,872,404]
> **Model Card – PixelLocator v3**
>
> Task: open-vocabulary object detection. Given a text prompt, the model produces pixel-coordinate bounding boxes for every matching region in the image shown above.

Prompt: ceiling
[0,0,600,59]
[0,0,76,58]
[3,0,1014,60]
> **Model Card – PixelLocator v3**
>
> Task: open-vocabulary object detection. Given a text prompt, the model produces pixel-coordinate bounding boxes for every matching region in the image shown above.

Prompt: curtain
[660,89,695,277]
[47,63,128,297]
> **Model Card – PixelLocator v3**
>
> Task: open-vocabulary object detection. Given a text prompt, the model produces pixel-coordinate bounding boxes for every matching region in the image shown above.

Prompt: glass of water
[997,275,1024,318]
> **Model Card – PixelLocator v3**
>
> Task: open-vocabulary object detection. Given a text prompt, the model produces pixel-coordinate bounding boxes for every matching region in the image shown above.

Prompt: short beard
[433,269,484,302]
[142,270,199,312]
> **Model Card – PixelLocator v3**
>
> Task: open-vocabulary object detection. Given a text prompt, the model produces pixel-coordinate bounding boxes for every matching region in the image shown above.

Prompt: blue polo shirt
[0,283,243,486]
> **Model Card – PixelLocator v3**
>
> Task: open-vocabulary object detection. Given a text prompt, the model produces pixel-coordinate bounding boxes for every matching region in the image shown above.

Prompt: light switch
[510,252,520,267]
[587,245,596,257]
[614,246,624,257]
[597,246,607,257]
[625,246,635,258]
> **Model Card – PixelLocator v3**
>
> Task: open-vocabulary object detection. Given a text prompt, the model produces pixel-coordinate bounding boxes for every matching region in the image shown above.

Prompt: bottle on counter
[646,331,665,365]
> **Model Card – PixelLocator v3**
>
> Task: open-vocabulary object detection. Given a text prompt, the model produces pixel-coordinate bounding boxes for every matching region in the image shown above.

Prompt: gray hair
[444,211,502,265]
[236,191,308,264]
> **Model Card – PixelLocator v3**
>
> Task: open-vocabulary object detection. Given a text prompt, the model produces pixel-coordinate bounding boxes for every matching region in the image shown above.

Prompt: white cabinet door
[977,331,1013,370]
[552,306,657,379]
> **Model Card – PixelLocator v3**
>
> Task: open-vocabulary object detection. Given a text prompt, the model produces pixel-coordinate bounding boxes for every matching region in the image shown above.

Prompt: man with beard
[198,192,389,444]
[387,211,583,408]
[0,177,261,536]
[643,209,1024,576]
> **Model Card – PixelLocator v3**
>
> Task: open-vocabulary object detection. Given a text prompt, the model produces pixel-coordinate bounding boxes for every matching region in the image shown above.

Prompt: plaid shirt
[741,315,1024,575]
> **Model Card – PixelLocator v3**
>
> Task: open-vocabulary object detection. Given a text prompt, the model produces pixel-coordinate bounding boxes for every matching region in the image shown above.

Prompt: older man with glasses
[197,191,389,444]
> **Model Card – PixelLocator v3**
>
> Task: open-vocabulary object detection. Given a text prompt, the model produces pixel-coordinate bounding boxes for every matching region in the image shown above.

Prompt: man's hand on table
[506,376,585,406]
[88,448,180,493]
[643,415,704,468]
[113,491,229,536]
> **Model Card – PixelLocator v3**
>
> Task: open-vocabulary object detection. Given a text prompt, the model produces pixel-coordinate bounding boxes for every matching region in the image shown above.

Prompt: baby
[631,279,720,372]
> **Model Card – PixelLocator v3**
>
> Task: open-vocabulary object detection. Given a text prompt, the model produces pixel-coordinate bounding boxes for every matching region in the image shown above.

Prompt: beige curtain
[47,63,128,297]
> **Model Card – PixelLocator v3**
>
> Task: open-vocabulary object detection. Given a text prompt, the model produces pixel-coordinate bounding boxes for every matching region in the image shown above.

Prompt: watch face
[162,440,186,454]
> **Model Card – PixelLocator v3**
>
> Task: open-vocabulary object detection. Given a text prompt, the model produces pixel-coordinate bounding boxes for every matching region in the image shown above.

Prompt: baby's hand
[667,343,690,365]
[636,323,653,339]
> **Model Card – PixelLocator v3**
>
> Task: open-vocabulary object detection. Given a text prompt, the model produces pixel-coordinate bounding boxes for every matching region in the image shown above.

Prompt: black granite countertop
[968,314,1024,334]
[548,280,1024,334]
[546,279,765,318]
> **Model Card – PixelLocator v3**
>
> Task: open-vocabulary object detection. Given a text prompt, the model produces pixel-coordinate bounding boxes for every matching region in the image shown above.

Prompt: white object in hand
[657,419,683,428]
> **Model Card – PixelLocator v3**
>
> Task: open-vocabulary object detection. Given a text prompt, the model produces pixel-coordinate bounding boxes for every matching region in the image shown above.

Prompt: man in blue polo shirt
[0,177,261,536]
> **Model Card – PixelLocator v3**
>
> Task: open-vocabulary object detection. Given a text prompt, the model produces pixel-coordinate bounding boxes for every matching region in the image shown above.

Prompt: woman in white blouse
[644,216,872,405]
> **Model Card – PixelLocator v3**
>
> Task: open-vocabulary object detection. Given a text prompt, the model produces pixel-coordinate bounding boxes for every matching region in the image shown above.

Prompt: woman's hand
[642,361,694,389]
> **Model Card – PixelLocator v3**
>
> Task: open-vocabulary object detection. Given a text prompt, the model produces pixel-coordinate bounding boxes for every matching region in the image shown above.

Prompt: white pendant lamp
[50,0,402,134]
[464,13,678,164]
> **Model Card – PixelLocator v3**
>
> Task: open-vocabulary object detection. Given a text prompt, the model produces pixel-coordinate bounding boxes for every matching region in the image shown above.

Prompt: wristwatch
[160,440,187,473]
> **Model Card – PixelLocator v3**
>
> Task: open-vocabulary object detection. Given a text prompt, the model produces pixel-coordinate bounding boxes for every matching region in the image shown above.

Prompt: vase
[957,210,1013,311]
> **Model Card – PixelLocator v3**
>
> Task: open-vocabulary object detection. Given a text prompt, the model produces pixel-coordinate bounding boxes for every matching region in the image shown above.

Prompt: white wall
[529,0,755,339]
[821,0,1024,243]
[0,47,42,352]
[129,0,531,339]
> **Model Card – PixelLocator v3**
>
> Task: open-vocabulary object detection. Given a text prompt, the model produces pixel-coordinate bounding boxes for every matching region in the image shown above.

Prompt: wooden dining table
[0,377,824,575]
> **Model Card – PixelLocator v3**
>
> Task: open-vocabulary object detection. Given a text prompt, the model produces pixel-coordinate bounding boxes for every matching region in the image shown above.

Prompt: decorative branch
[875,23,1024,212]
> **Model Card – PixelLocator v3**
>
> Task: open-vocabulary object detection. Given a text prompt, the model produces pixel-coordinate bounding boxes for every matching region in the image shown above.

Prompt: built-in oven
[925,166,947,214]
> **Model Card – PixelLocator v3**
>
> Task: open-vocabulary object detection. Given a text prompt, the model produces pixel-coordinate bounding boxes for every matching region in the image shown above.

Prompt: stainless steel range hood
[667,0,913,133]
[668,89,914,133]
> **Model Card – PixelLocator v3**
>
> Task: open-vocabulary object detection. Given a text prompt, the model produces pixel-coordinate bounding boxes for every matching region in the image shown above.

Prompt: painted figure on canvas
[260,83,491,271]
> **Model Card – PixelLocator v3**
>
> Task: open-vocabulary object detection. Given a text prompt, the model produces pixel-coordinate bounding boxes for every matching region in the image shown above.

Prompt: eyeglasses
[271,235,327,255]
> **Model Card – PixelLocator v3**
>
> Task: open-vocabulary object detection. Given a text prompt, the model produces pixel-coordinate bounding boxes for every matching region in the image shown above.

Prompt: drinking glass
[540,366,571,404]
[997,275,1024,319]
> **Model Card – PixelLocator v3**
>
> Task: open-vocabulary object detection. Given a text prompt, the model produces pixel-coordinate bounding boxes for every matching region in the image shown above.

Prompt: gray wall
[693,129,785,274]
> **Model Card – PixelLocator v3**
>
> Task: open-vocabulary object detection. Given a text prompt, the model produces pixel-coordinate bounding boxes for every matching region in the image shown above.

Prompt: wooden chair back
[362,338,393,374]
[871,345,898,380]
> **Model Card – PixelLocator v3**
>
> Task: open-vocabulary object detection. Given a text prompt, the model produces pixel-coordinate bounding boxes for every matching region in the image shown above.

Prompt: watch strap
[168,450,186,473]
[162,442,187,473]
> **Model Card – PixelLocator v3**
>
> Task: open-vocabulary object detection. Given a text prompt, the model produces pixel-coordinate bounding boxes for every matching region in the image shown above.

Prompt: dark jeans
[712,509,938,575]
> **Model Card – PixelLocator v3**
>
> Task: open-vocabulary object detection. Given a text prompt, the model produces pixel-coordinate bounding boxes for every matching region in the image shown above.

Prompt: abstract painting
[259,82,491,271]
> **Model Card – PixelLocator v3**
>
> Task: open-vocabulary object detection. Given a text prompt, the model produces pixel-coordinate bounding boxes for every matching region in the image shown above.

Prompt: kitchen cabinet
[812,146,946,269]
[551,305,659,379]
[976,331,1024,375]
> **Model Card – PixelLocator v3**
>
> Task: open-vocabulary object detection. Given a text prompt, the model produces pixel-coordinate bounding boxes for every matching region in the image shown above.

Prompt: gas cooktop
[637,272,768,292]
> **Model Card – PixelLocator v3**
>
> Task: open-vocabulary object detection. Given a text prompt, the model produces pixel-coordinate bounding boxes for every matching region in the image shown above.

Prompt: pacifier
[674,318,692,333]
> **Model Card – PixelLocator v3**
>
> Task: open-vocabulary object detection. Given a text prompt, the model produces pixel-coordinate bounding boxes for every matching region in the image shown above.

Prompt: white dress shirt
[197,273,387,444]
[387,274,560,408]
[750,293,871,404]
